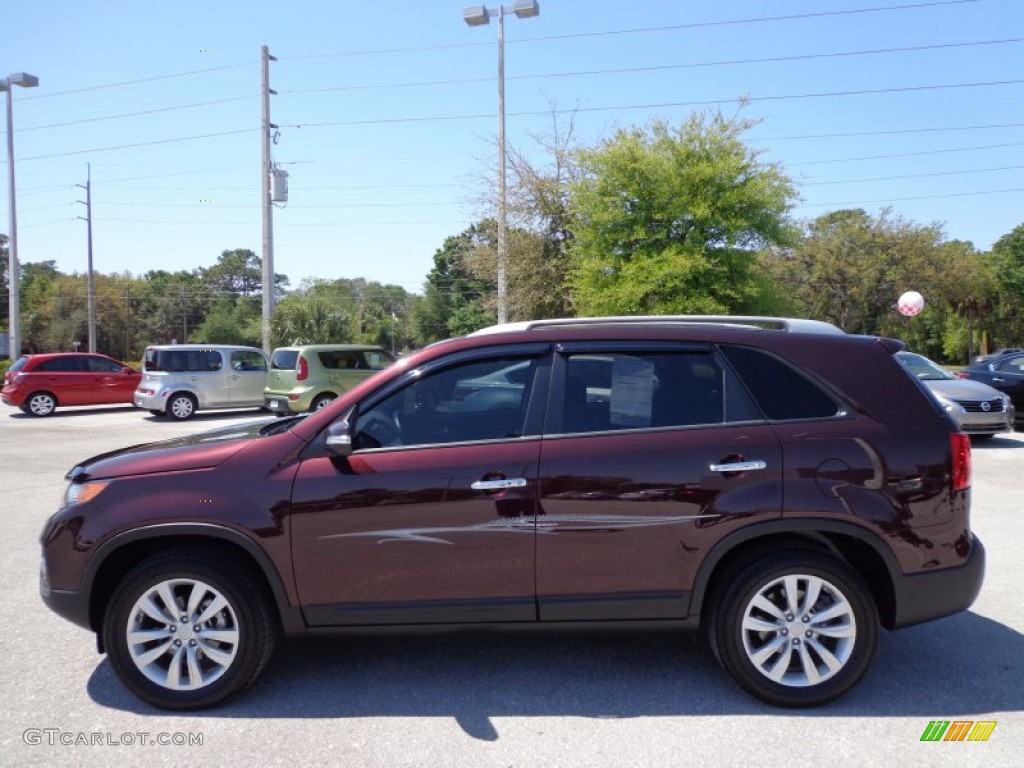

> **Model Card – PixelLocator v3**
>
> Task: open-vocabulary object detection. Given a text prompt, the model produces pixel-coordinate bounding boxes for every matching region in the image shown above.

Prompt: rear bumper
[890,536,985,628]
[264,395,306,414]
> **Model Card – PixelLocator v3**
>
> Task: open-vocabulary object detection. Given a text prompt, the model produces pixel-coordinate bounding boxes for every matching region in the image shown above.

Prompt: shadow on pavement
[88,610,1024,735]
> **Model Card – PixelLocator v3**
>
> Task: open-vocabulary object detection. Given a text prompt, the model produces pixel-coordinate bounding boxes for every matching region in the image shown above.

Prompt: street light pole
[1,72,39,359]
[463,1,540,325]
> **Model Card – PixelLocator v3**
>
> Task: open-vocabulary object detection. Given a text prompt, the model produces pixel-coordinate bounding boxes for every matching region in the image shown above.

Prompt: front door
[290,350,550,626]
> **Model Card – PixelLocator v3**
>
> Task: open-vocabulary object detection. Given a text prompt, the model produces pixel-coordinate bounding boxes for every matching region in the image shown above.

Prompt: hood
[68,418,286,481]
[923,379,1007,401]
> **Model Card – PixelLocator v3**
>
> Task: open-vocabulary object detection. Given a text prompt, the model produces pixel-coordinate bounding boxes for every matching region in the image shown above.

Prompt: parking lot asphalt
[1,405,1022,767]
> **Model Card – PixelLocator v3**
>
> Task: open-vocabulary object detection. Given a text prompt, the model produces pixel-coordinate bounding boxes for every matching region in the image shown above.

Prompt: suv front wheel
[102,552,277,710]
[709,550,878,707]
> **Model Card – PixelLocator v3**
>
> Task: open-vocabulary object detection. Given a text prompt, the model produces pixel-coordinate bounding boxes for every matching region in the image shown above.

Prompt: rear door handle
[471,478,528,491]
[710,460,767,473]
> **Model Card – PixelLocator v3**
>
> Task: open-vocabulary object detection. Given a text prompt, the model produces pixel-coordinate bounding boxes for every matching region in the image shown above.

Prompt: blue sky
[2,0,1022,294]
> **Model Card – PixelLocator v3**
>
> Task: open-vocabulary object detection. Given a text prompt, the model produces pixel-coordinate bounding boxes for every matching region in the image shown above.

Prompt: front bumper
[890,536,985,628]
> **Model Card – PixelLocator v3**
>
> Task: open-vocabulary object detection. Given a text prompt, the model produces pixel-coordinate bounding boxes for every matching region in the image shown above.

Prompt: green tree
[567,112,797,316]
[988,223,1024,347]
[414,225,495,344]
[271,296,353,347]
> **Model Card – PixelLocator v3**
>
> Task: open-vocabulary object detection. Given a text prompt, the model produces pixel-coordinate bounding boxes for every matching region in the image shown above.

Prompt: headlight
[934,395,960,414]
[63,480,110,507]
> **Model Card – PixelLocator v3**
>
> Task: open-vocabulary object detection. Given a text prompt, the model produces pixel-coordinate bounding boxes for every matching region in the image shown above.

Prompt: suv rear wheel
[709,550,878,707]
[102,552,277,710]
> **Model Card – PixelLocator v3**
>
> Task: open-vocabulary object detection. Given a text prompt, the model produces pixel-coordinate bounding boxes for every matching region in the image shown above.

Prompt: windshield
[896,352,956,381]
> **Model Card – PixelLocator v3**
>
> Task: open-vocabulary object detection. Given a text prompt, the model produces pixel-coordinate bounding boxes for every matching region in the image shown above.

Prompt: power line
[755,122,1024,142]
[278,0,979,60]
[280,79,1024,129]
[283,37,1023,95]
[803,188,1024,207]
[14,129,256,163]
[802,164,1024,185]
[787,141,1024,166]
[18,61,255,102]
[20,96,254,132]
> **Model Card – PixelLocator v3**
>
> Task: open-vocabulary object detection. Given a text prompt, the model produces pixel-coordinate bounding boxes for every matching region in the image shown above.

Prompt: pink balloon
[898,291,924,317]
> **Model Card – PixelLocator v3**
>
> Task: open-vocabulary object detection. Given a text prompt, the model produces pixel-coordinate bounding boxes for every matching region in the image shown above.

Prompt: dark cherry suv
[39,316,984,710]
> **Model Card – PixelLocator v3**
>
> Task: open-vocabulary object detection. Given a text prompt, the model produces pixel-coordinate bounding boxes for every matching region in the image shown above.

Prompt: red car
[2,353,141,417]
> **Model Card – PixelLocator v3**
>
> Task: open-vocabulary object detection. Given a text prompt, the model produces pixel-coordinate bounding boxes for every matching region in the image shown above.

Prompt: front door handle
[710,460,767,473]
[471,477,528,491]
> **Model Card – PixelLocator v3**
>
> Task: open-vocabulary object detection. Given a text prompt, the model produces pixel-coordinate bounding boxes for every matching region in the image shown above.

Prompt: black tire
[708,550,878,707]
[102,551,277,710]
[165,392,197,421]
[309,393,336,412]
[969,434,994,442]
[25,391,58,417]
[148,409,165,417]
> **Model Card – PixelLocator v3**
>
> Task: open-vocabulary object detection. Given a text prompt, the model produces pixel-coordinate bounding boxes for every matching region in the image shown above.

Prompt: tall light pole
[1,72,39,359]
[463,1,539,325]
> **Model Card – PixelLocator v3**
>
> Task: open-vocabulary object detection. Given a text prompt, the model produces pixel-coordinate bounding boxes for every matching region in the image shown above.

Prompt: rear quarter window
[271,350,299,370]
[720,345,841,421]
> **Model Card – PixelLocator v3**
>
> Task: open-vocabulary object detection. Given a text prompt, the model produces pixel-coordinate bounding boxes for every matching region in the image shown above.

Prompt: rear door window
[558,350,761,434]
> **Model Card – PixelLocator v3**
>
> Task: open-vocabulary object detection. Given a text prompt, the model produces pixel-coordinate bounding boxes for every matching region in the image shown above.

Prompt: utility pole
[261,45,277,354]
[76,163,96,353]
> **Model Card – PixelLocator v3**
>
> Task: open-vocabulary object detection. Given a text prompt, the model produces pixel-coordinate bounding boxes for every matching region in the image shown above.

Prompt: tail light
[297,355,308,381]
[951,433,971,491]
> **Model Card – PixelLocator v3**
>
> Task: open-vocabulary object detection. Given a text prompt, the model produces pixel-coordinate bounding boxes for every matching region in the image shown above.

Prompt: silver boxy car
[134,344,270,420]
[896,351,1014,438]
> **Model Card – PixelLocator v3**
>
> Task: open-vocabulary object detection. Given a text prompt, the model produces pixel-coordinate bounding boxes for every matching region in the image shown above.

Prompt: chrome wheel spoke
[742,615,782,633]
[198,628,239,644]
[749,635,787,668]
[812,619,856,639]
[185,582,206,619]
[197,641,234,666]
[799,578,823,617]
[134,638,174,667]
[765,644,794,683]
[128,628,174,645]
[808,602,849,624]
[797,644,821,686]
[137,596,173,625]
[155,582,180,618]
[807,636,846,674]
[750,595,787,622]
[783,576,801,616]
[165,644,186,689]
[195,594,228,625]
[185,645,204,689]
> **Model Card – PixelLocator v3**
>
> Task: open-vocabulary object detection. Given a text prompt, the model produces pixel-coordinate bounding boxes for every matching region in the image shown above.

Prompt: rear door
[535,342,783,621]
[33,355,91,405]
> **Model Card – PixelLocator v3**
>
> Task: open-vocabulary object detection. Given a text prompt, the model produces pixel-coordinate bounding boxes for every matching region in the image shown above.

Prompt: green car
[264,344,396,414]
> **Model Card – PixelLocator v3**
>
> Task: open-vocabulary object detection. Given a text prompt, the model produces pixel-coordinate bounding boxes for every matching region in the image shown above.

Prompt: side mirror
[325,407,356,458]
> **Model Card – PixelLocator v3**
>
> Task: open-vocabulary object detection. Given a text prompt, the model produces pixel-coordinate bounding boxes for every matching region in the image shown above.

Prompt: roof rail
[470,315,845,336]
